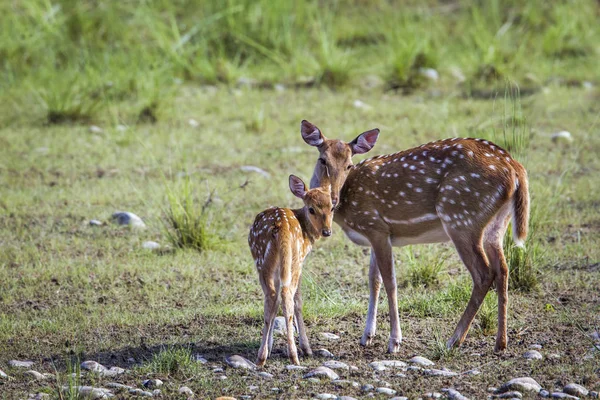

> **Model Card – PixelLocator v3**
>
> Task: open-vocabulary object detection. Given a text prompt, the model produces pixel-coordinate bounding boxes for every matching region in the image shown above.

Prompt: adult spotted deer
[249,175,333,366]
[300,120,529,353]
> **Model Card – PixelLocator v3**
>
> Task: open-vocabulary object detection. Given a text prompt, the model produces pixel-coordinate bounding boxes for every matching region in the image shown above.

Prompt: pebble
[194,354,208,364]
[407,365,422,372]
[111,211,146,228]
[100,367,125,377]
[8,360,35,368]
[225,355,256,370]
[0,368,9,379]
[212,367,224,373]
[142,241,160,250]
[547,353,561,360]
[442,388,469,400]
[320,332,340,340]
[465,369,481,375]
[274,84,286,92]
[376,387,397,395]
[362,384,375,392]
[217,375,227,380]
[369,360,407,371]
[423,368,458,377]
[307,377,320,383]
[551,131,573,143]
[30,394,49,400]
[143,379,163,389]
[258,371,273,379]
[424,393,442,399]
[89,125,103,134]
[529,344,543,349]
[391,397,408,400]
[188,119,199,127]
[551,393,580,399]
[353,100,372,110]
[81,360,106,372]
[409,356,435,366]
[286,364,307,370]
[395,373,407,378]
[89,219,103,226]
[540,390,550,398]
[323,360,349,370]
[240,165,270,178]
[419,68,439,81]
[332,380,359,388]
[492,392,523,399]
[317,348,334,358]
[63,386,114,399]
[591,391,599,398]
[303,366,339,380]
[152,389,161,397]
[563,383,588,397]
[24,370,46,380]
[523,350,543,360]
[316,394,337,400]
[248,385,258,390]
[128,388,153,397]
[273,316,286,335]
[105,383,133,391]
[496,377,542,393]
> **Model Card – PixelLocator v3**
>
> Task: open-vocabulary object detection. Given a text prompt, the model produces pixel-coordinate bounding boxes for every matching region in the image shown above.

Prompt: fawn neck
[293,207,321,243]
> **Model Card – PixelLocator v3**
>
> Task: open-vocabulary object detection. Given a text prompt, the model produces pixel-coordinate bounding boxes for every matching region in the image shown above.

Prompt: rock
[307,377,320,383]
[216,398,237,400]
[89,125,104,134]
[591,331,600,342]
[540,390,550,398]
[142,241,160,250]
[258,371,273,379]
[212,367,224,373]
[407,365,422,372]
[316,348,334,358]
[547,353,561,360]
[217,375,227,380]
[551,131,573,143]
[111,211,146,229]
[128,388,153,397]
[188,119,199,128]
[551,393,580,399]
[492,392,523,399]
[465,369,481,375]
[529,344,543,349]
[100,367,125,377]
[316,394,337,400]
[152,389,161,397]
[273,316,286,335]
[89,219,103,226]
[31,394,50,400]
[0,369,9,379]
[563,384,588,397]
[369,360,407,371]
[496,377,542,393]
[424,393,442,399]
[376,387,397,395]
[286,364,307,370]
[391,397,408,400]
[303,366,339,380]
[63,386,114,399]
[105,383,134,391]
[419,68,439,81]
[423,368,458,377]
[523,350,543,360]
[80,361,107,373]
[353,100,372,110]
[590,391,599,398]
[320,332,340,340]
[323,360,349,370]
[332,380,359,388]
[362,383,375,392]
[24,370,46,380]
[225,355,256,370]
[408,356,435,366]
[394,373,407,378]
[240,166,270,178]
[582,81,593,90]
[248,385,258,391]
[143,379,163,389]
[442,388,469,400]
[8,360,35,368]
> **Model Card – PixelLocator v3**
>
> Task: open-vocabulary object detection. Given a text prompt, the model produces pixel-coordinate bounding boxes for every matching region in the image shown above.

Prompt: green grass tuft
[140,346,199,377]
[402,245,447,288]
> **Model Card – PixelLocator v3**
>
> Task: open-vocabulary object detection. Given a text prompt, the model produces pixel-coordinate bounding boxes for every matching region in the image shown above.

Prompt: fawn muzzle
[322,229,332,237]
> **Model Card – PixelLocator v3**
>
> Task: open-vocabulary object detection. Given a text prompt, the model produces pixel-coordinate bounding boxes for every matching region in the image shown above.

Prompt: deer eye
[346,164,352,170]
[331,207,335,211]
[319,158,326,165]
[309,207,315,215]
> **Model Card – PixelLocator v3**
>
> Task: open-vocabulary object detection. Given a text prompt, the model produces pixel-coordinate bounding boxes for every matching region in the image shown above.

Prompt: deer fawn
[300,120,529,353]
[249,175,334,366]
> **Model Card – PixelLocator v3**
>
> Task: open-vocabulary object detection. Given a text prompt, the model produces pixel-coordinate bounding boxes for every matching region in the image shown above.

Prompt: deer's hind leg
[256,272,280,367]
[294,287,312,356]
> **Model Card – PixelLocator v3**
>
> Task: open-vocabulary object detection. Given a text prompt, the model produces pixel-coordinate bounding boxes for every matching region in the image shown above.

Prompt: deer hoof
[388,338,402,353]
[360,333,374,346]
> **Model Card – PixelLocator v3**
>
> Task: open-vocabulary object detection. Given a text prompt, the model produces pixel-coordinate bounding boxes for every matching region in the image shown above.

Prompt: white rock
[492,392,523,399]
[188,119,199,127]
[273,316,287,335]
[89,125,103,134]
[582,81,593,90]
[89,219,103,226]
[362,384,375,391]
[376,387,397,395]
[303,366,339,380]
[178,386,194,396]
[563,383,588,397]
[551,131,573,143]
[529,344,543,349]
[369,360,407,371]
[540,390,551,398]
[31,394,50,400]
[320,332,340,340]
[80,360,106,372]
[419,68,439,81]
[193,354,207,363]
[225,355,256,370]
[323,360,349,370]
[496,377,542,393]
[105,383,133,391]
[408,356,435,366]
[24,370,46,380]
[143,379,163,388]
[424,368,458,377]
[316,394,337,400]
[465,369,481,375]
[142,241,160,250]
[442,388,469,400]
[551,393,580,399]
[8,360,35,368]
[424,393,442,399]
[523,350,543,360]
[217,375,227,380]
[212,367,224,373]
[317,348,334,358]
[111,212,146,229]
[128,388,153,397]
[63,386,114,399]
[338,397,358,400]
[391,397,408,400]
[248,385,259,390]
[0,368,9,379]
[286,364,307,370]
[240,165,270,178]
[332,380,359,387]
[353,100,372,110]
[307,377,320,383]
[258,371,273,379]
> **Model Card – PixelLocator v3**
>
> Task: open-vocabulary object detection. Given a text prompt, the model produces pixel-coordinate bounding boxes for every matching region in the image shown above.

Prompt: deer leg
[257,277,279,367]
[371,236,402,353]
[446,234,494,349]
[294,286,312,356]
[361,249,382,346]
[281,285,299,365]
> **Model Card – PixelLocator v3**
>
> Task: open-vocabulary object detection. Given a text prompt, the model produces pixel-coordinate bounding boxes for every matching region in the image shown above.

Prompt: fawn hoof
[494,340,507,354]
[446,335,462,349]
[256,357,267,368]
[387,337,402,353]
[360,332,375,347]
[301,347,313,357]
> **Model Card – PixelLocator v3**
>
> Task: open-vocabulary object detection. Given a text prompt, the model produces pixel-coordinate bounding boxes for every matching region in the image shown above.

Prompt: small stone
[89,219,103,226]
[590,391,599,398]
[63,386,114,399]
[112,211,146,229]
[193,354,207,364]
[582,81,593,90]
[106,383,134,391]
[529,344,542,349]
[323,360,349,370]
[248,385,258,391]
[307,377,320,383]
[362,383,375,392]
[419,68,439,81]
[563,383,588,397]
[188,119,199,127]
[273,316,286,335]
[80,361,106,372]
[286,364,307,370]
[395,373,407,378]
[8,360,35,368]
[100,367,125,377]
[32,394,50,400]
[142,241,160,250]
[540,390,550,398]
[152,389,161,396]
[89,125,103,134]
[320,332,340,340]
[225,355,256,370]
[551,131,573,143]
[316,394,336,400]
[303,366,339,380]
[391,397,408,400]
[353,100,372,110]
[316,348,334,358]
[551,393,580,399]
[590,331,600,342]
[240,166,270,178]
[547,353,561,360]
[424,393,442,399]
[143,379,163,389]
[376,387,397,395]
[523,350,543,360]
[332,380,360,388]
[369,360,407,371]
[496,377,542,393]
[492,392,523,399]
[218,375,227,380]
[212,367,224,373]
[0,368,9,379]
[423,368,458,377]
[442,388,469,400]
[128,388,153,397]
[258,371,273,379]
[24,370,46,380]
[407,365,422,372]
[408,356,435,366]
[465,369,481,375]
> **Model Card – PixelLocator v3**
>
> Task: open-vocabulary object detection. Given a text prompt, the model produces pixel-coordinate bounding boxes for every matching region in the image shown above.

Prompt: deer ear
[301,120,325,147]
[289,175,307,199]
[350,128,379,155]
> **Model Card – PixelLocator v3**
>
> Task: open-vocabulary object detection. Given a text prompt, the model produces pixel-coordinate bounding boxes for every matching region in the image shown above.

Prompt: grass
[0,1,599,398]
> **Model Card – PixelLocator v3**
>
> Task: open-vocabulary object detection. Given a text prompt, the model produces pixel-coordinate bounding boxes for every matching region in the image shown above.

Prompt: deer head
[301,120,379,207]
[289,174,334,237]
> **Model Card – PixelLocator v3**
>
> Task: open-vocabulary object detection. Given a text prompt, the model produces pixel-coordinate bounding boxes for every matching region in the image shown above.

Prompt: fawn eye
[319,158,326,165]
[346,164,352,170]
[309,207,315,215]
[331,207,335,211]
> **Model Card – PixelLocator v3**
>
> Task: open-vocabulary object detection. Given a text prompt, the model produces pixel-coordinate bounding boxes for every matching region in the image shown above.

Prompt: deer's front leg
[361,249,382,346]
[294,286,312,356]
[371,236,402,353]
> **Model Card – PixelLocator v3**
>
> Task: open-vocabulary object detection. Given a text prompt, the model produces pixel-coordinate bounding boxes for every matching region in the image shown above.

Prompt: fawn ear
[350,128,379,155]
[301,120,324,147]
[289,175,307,199]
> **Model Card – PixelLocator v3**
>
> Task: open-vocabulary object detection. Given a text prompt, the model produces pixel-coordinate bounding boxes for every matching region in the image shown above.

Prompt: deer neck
[293,208,320,243]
